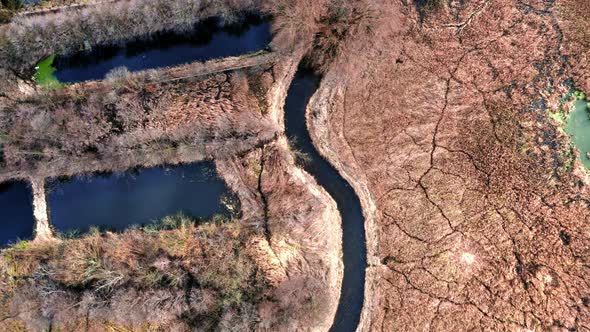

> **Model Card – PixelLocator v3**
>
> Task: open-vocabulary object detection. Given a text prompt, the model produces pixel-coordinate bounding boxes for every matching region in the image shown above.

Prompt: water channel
[284,68,367,332]
[27,13,367,330]
[52,16,272,83]
[0,181,36,246]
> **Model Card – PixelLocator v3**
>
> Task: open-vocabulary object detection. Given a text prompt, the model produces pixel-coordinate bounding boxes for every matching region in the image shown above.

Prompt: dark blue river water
[284,68,367,332]
[0,181,36,246]
[54,16,272,83]
[46,162,233,234]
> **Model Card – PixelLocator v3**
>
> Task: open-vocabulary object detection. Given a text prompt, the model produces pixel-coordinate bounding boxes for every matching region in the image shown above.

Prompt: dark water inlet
[53,16,272,83]
[0,181,36,247]
[284,69,367,331]
[46,162,234,234]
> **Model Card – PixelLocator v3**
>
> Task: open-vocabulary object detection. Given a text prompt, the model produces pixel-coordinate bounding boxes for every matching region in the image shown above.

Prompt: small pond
[565,100,590,169]
[50,15,272,83]
[46,161,235,234]
[0,181,36,247]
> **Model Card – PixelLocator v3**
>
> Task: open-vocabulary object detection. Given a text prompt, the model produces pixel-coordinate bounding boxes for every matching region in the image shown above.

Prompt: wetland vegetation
[0,213,266,331]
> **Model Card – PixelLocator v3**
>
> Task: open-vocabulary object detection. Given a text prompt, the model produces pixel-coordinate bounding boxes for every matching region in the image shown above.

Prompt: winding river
[284,68,367,331]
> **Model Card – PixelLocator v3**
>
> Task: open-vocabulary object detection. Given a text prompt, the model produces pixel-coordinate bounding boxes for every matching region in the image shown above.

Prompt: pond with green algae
[565,100,590,169]
[32,55,64,90]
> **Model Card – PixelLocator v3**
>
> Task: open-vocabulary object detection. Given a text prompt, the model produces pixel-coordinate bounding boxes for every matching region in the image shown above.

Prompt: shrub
[104,66,131,85]
[307,0,372,73]
[0,214,266,331]
[416,0,442,17]
[1,0,23,11]
[0,8,13,23]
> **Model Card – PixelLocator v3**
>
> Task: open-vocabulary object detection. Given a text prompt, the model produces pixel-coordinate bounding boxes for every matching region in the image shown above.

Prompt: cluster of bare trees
[0,0,262,72]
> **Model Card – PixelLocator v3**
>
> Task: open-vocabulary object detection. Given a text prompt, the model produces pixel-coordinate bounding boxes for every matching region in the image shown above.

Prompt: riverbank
[0,0,264,73]
[0,58,279,183]
[306,75,379,332]
[248,46,343,331]
[0,14,349,329]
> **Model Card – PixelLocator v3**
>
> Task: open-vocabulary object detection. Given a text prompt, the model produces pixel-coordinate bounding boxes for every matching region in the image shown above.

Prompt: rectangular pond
[0,181,36,247]
[51,15,272,83]
[46,162,235,234]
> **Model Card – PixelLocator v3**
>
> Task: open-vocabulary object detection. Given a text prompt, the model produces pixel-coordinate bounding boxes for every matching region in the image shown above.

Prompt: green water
[565,100,590,169]
[33,55,63,90]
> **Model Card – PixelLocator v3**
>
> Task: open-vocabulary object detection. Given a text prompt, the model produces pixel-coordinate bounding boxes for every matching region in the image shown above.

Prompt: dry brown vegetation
[0,214,267,331]
[309,0,590,330]
[307,0,373,73]
[0,137,341,331]
[558,0,590,92]
[558,0,590,48]
[0,64,278,180]
[0,0,349,329]
[216,139,340,331]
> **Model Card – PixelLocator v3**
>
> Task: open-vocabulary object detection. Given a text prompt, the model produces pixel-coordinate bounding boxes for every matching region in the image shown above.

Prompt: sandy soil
[310,0,590,330]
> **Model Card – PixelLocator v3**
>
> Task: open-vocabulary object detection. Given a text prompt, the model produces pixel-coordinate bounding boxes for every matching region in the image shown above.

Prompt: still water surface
[565,100,590,169]
[0,181,36,246]
[46,162,233,234]
[53,17,272,83]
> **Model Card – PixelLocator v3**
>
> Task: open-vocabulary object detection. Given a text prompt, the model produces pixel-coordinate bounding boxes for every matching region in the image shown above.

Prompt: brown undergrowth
[310,0,590,330]
[0,1,345,331]
[0,214,266,331]
[216,139,341,331]
[557,0,590,92]
[0,64,278,181]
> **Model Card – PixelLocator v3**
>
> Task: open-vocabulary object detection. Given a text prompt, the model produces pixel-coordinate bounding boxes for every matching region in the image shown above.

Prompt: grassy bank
[0,214,266,331]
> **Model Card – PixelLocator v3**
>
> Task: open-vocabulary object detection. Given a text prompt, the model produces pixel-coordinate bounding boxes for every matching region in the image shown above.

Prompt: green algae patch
[565,100,590,169]
[33,55,64,90]
[548,109,567,125]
